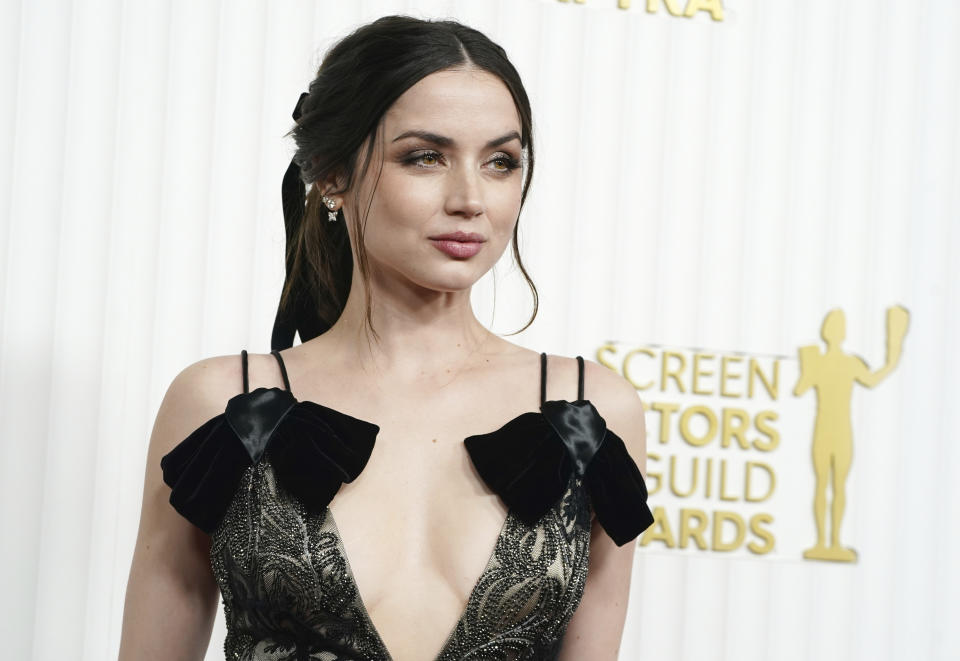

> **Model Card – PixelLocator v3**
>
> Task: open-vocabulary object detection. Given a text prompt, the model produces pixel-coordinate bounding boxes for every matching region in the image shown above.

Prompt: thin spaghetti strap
[241,349,249,394]
[540,352,547,406]
[576,355,584,401]
[270,349,292,392]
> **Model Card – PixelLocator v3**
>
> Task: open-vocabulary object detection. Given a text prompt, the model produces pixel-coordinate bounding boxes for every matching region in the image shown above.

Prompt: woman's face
[342,67,525,295]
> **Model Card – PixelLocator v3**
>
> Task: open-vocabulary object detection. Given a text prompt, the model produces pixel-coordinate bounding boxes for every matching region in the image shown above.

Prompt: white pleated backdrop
[1,1,956,660]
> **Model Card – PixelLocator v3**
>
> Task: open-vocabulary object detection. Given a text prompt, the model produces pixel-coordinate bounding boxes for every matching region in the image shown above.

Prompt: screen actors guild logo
[793,305,909,562]
[556,0,725,21]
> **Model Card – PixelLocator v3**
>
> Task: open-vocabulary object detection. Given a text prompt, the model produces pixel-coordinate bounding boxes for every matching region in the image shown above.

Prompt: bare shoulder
[121,353,243,656]
[150,352,248,456]
[545,353,648,475]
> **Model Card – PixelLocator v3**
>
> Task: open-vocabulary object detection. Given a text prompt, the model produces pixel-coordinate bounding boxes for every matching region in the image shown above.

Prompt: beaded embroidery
[210,458,592,660]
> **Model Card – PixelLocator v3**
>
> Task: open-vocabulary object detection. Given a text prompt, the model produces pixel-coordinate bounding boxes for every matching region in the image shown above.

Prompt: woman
[120,15,653,661]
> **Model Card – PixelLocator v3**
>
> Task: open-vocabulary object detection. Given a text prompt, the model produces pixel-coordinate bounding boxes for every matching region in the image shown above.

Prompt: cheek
[369,171,440,227]
[357,176,438,263]
[491,181,524,233]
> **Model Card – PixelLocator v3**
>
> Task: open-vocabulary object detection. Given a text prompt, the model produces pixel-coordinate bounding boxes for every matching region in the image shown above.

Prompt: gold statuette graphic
[793,305,909,562]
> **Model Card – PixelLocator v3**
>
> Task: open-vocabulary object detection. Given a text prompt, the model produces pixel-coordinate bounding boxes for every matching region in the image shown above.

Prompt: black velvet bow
[160,388,379,535]
[272,91,326,352]
[464,399,655,547]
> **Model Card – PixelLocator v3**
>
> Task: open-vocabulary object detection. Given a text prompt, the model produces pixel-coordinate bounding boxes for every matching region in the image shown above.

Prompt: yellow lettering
[679,405,717,447]
[712,510,746,551]
[669,456,699,497]
[661,351,687,393]
[650,401,680,444]
[683,0,725,21]
[623,347,656,390]
[721,407,751,450]
[589,0,726,19]
[679,508,709,549]
[747,513,775,554]
[720,355,743,397]
[595,343,618,373]
[692,353,715,395]
[744,461,776,502]
[646,452,662,494]
[719,459,738,501]
[704,457,713,498]
[640,506,676,548]
[748,358,779,400]
[753,410,780,451]
[647,0,684,15]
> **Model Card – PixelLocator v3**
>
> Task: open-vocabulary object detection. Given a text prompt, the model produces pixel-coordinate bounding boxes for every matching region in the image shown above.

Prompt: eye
[488,152,521,174]
[404,150,443,168]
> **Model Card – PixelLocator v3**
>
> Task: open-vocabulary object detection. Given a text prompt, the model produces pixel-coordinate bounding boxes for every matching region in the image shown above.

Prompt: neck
[320,267,499,380]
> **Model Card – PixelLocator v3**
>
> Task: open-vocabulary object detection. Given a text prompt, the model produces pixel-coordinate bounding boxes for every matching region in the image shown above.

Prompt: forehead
[383,68,521,139]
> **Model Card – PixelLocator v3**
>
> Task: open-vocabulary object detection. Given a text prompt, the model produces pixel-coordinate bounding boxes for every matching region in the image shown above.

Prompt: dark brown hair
[277,15,538,347]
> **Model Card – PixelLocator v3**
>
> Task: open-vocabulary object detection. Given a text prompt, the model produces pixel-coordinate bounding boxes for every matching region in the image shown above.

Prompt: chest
[304,394,542,593]
[328,424,510,596]
[210,459,593,660]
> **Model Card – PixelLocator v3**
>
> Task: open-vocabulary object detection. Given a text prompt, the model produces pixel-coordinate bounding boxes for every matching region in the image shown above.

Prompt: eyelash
[403,150,521,174]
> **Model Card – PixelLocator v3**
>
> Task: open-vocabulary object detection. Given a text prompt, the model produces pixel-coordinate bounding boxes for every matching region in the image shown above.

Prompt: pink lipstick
[428,231,486,259]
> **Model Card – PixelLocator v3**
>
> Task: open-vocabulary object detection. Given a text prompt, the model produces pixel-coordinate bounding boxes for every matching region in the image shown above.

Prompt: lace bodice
[160,350,654,660]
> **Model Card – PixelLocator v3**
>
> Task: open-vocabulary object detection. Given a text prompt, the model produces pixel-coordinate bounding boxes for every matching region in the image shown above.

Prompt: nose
[444,165,485,218]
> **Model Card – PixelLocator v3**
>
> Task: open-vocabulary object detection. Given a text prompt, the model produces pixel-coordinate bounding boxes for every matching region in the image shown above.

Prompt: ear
[316,170,345,193]
[315,170,348,208]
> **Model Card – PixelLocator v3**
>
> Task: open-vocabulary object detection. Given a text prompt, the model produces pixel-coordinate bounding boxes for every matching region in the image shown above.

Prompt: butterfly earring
[320,194,338,222]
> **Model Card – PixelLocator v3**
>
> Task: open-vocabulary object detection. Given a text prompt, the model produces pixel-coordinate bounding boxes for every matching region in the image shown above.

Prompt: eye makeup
[400,149,521,175]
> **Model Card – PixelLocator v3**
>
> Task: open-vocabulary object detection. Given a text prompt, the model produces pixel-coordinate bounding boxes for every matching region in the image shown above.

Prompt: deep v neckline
[256,349,585,658]
[296,398,536,659]
[324,503,515,660]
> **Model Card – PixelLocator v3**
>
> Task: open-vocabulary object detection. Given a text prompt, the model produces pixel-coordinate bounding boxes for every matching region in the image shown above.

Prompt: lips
[430,238,483,259]
[428,231,486,242]
[428,230,486,259]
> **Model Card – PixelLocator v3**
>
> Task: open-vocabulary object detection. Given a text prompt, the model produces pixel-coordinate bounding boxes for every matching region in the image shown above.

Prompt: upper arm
[851,354,877,387]
[558,358,647,660]
[793,346,815,396]
[119,355,239,660]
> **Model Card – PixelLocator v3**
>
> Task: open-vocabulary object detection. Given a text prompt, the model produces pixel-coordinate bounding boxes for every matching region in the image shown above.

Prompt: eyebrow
[391,129,521,149]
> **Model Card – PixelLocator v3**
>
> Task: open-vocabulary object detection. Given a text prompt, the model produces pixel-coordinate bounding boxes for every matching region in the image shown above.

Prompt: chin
[419,271,485,293]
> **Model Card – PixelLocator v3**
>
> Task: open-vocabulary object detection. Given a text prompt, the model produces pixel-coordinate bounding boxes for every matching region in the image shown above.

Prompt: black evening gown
[160,349,654,660]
